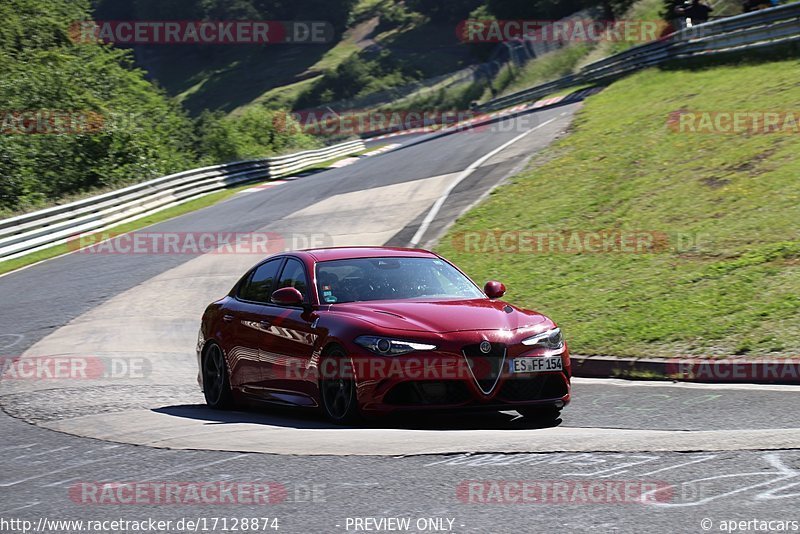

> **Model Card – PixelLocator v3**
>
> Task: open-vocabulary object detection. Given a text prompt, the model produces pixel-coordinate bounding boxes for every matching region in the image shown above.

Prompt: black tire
[319,345,361,425]
[202,343,235,410]
[517,405,561,422]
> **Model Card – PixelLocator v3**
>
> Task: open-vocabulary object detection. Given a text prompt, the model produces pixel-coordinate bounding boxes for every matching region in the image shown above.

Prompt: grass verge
[495,44,594,97]
[436,59,800,358]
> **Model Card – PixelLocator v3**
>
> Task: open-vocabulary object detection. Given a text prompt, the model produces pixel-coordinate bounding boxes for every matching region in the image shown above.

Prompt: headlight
[354,336,437,356]
[521,327,564,350]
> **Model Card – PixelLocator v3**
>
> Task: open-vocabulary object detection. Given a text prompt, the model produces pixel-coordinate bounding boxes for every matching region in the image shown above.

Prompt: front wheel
[203,343,234,409]
[319,346,361,425]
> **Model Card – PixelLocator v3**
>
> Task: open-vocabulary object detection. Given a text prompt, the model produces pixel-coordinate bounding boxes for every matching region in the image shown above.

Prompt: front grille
[384,381,472,405]
[462,342,506,394]
[497,374,568,402]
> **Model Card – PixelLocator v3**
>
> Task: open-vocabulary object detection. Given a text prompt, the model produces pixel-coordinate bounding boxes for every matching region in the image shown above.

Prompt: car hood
[329,299,548,333]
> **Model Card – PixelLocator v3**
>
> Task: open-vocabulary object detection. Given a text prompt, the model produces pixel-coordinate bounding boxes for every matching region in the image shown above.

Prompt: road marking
[131,453,248,480]
[409,115,558,247]
[42,476,83,488]
[573,377,800,392]
[643,453,800,507]
[2,443,38,451]
[425,451,800,506]
[238,180,288,194]
[13,445,71,460]
[0,456,117,487]
[329,157,360,168]
[562,455,660,477]
[0,501,41,514]
[362,143,401,157]
[0,333,24,350]
[317,143,402,170]
[637,454,717,477]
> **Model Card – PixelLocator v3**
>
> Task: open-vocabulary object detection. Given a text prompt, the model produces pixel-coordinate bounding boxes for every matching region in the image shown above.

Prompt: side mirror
[484,280,506,299]
[271,287,304,306]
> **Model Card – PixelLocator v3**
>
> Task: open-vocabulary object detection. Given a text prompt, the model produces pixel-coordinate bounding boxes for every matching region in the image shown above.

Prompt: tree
[406,0,485,23]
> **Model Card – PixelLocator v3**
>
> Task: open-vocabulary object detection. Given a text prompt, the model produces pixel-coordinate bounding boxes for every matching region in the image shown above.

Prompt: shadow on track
[153,404,562,431]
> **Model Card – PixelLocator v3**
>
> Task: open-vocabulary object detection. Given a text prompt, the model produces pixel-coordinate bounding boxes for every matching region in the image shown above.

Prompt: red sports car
[197,247,570,424]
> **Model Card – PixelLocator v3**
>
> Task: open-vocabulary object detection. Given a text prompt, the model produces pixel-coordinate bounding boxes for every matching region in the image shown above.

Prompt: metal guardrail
[479,2,800,111]
[0,139,365,261]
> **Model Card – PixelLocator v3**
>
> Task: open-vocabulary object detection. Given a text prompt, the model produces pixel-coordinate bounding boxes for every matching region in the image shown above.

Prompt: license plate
[509,355,563,373]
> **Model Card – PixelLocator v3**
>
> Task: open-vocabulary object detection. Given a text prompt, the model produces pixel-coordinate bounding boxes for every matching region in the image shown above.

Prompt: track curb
[571,355,800,385]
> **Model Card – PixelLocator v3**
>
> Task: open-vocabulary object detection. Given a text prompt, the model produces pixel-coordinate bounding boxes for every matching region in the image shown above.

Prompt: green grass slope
[136,8,473,115]
[437,59,800,358]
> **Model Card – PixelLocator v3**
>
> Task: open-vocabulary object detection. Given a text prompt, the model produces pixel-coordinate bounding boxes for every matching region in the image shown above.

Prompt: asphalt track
[1,103,799,532]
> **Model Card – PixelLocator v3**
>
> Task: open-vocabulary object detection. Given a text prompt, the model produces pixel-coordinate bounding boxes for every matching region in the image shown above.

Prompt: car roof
[296,246,438,262]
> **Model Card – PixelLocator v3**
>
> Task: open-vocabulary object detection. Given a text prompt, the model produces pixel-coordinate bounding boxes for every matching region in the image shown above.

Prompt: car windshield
[315,257,484,304]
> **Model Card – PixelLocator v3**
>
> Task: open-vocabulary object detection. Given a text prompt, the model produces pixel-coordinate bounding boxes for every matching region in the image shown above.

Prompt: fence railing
[0,139,365,261]
[479,1,800,111]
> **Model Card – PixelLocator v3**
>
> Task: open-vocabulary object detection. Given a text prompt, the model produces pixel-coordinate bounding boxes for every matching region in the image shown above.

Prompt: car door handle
[223,314,234,323]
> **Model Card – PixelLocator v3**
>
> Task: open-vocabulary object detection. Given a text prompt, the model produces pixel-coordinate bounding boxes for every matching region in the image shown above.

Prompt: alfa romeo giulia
[197,247,570,424]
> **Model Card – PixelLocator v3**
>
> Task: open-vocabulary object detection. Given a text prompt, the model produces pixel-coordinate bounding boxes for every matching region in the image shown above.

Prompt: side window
[277,258,308,302]
[238,259,282,303]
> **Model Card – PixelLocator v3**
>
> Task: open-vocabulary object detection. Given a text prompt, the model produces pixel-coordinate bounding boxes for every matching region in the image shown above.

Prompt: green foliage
[437,60,800,357]
[349,0,385,24]
[87,0,472,116]
[295,50,423,109]
[195,108,320,164]
[485,0,637,20]
[487,0,588,19]
[405,0,484,23]
[389,81,485,111]
[465,4,498,60]
[605,0,640,17]
[497,43,593,96]
[375,2,420,33]
[0,0,326,216]
[0,0,197,214]
[94,0,358,32]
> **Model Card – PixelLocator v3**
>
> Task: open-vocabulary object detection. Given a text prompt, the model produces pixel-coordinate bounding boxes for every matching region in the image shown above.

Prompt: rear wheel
[320,346,361,425]
[517,405,561,422]
[203,343,234,409]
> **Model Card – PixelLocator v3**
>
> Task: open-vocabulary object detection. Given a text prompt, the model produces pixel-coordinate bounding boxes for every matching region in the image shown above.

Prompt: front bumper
[347,344,571,415]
